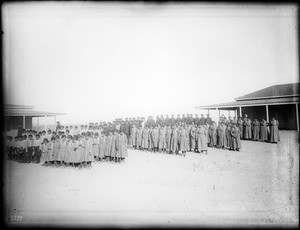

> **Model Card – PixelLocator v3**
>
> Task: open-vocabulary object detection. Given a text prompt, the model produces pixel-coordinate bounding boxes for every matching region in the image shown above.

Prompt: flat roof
[4,104,66,117]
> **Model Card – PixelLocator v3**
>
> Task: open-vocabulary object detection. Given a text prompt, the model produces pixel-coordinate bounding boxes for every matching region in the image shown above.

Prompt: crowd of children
[5,129,128,169]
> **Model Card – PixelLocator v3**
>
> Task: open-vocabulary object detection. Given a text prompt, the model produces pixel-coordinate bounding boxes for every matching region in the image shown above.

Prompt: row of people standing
[237,115,280,143]
[129,121,242,155]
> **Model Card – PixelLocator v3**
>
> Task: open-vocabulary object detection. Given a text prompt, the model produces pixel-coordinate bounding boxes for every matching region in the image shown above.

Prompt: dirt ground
[4,131,299,227]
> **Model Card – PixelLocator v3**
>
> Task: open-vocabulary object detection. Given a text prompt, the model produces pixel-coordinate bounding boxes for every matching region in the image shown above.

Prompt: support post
[239,106,242,118]
[37,117,39,132]
[207,109,210,115]
[266,105,269,123]
[23,115,26,129]
[296,103,299,131]
[44,115,47,131]
[54,115,56,125]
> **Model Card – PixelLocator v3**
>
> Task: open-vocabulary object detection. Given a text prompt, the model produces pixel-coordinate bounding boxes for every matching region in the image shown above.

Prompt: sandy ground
[4,131,299,227]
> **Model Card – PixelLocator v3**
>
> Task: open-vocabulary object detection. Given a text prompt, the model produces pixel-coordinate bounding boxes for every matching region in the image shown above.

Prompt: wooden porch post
[266,105,269,123]
[37,117,39,132]
[296,103,299,131]
[44,115,47,131]
[23,115,26,129]
[239,106,242,118]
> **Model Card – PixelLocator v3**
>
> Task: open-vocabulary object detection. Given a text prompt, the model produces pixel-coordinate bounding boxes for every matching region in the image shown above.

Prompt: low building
[196,83,299,130]
[4,104,66,131]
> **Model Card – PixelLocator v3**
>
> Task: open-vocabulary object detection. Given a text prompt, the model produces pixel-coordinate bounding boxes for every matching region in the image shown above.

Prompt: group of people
[5,128,128,169]
[5,113,280,167]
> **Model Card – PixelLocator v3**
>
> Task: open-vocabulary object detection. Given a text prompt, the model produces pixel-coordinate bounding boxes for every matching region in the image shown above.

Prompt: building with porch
[4,104,66,131]
[195,83,299,131]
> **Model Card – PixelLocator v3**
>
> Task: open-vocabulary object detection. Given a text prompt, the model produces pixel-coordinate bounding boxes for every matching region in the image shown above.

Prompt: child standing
[105,132,112,161]
[99,132,106,162]
[53,136,61,167]
[118,131,128,163]
[92,132,100,162]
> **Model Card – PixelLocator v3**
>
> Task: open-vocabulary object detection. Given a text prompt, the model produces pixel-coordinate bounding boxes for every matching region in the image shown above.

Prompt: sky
[2,2,298,125]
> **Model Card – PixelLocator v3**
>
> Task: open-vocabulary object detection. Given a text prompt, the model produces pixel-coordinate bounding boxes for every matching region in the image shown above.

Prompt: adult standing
[17,125,23,136]
[197,125,208,154]
[252,119,260,141]
[243,114,252,140]
[237,117,244,139]
[200,114,206,125]
[194,114,200,126]
[260,119,268,142]
[205,114,212,125]
[269,118,280,143]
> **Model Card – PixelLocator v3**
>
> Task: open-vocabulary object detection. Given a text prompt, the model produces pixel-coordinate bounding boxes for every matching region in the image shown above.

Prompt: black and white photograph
[2,2,299,228]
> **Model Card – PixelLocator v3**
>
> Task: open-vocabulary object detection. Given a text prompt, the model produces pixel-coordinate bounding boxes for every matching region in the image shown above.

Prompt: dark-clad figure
[170,115,176,126]
[243,115,252,140]
[165,115,170,126]
[187,114,194,125]
[252,119,260,141]
[205,114,212,125]
[194,114,200,126]
[231,123,241,151]
[269,118,280,143]
[17,125,23,136]
[260,119,268,142]
[200,114,206,125]
[175,114,181,124]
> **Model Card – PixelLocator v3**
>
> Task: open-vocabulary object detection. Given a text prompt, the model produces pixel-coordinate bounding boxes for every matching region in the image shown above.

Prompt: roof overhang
[196,96,299,110]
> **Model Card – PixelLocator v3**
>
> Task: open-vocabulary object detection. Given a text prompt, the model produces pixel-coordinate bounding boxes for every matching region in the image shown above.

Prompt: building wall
[242,104,297,130]
[269,104,297,130]
[242,106,266,121]
[4,116,33,131]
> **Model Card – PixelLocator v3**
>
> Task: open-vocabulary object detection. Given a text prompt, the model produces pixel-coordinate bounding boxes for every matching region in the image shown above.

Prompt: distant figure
[252,119,260,141]
[205,114,212,125]
[237,117,244,139]
[231,123,241,151]
[200,114,206,125]
[17,125,23,136]
[243,115,252,140]
[56,121,62,132]
[269,118,280,143]
[197,125,208,154]
[260,119,268,142]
